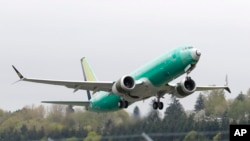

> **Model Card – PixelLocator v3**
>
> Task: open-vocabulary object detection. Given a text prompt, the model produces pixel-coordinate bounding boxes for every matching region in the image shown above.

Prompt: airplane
[12,46,231,112]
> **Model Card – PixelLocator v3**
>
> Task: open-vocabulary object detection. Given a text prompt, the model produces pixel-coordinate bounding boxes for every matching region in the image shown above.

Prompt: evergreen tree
[164,97,186,120]
[194,94,205,112]
[163,97,187,135]
[236,91,245,101]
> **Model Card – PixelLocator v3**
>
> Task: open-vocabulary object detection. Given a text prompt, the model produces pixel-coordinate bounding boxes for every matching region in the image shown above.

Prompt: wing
[42,101,90,107]
[12,65,114,93]
[196,85,231,93]
[166,83,231,95]
[196,75,231,93]
[165,75,231,95]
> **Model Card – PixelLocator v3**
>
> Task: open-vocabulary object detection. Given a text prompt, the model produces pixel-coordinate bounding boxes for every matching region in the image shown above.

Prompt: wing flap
[42,101,90,107]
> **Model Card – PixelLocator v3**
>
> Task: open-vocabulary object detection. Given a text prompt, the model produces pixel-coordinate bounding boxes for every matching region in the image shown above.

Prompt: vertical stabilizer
[81,57,98,100]
[81,57,98,81]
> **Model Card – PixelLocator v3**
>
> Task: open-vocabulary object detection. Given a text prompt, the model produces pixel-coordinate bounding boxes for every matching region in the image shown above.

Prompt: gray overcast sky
[1,0,250,114]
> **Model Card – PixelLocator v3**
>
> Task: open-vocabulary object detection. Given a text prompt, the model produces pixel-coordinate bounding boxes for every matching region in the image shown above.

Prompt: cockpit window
[182,46,193,50]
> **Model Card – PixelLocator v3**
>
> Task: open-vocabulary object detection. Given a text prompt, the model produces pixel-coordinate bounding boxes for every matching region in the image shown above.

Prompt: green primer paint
[89,46,198,112]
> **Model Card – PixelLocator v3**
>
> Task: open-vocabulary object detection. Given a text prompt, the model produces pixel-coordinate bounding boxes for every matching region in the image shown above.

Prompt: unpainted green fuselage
[89,46,199,112]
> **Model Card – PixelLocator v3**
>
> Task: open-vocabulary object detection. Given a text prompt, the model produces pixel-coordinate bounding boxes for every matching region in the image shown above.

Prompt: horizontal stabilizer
[42,101,90,107]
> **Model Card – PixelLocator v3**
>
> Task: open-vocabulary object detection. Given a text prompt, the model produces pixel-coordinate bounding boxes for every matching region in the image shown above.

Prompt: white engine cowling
[174,77,196,98]
[112,75,135,94]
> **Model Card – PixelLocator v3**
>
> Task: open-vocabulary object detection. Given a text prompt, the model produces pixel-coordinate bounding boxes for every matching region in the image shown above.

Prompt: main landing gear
[153,97,164,110]
[118,100,129,109]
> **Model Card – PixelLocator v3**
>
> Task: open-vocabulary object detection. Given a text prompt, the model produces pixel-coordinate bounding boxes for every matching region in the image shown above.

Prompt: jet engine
[174,77,196,98]
[112,75,135,94]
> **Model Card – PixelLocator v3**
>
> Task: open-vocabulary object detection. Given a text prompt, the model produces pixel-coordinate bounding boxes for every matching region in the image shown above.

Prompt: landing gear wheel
[118,100,129,109]
[158,102,164,110]
[152,100,164,110]
[153,102,158,110]
[118,100,123,108]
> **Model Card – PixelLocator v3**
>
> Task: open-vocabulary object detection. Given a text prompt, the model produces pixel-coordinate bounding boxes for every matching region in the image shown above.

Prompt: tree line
[0,89,250,141]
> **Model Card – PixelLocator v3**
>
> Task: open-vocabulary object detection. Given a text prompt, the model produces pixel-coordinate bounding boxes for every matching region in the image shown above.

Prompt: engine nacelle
[174,77,196,98]
[112,75,135,94]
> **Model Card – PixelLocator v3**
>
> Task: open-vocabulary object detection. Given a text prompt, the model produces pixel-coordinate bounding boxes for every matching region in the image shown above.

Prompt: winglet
[224,75,231,93]
[224,75,228,86]
[12,65,24,79]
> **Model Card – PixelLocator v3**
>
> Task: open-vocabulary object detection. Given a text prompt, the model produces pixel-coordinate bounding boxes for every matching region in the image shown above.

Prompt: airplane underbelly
[124,78,157,102]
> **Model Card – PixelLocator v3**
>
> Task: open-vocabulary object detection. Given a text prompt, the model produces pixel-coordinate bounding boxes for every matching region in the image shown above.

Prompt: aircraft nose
[191,48,201,60]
